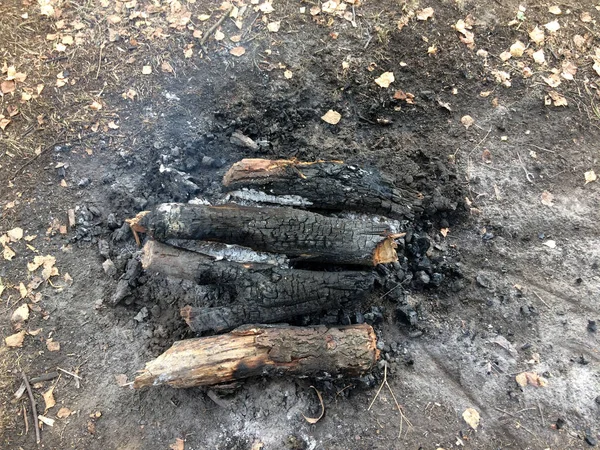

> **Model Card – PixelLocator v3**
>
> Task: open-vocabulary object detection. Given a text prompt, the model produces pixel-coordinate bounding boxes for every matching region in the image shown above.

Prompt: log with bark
[142,240,375,332]
[130,203,400,266]
[222,158,416,219]
[133,324,379,388]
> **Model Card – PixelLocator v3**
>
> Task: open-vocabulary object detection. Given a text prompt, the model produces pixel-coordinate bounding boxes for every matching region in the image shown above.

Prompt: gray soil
[1,0,599,449]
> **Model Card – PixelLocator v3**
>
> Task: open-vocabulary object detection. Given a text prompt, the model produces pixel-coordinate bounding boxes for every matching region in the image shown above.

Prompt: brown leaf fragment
[170,438,185,450]
[585,170,597,184]
[115,374,128,386]
[46,338,60,352]
[481,149,492,163]
[229,46,246,57]
[43,386,56,412]
[321,110,341,125]
[11,303,30,323]
[19,282,27,298]
[56,407,72,418]
[529,26,544,45]
[374,71,394,88]
[462,408,480,429]
[5,330,26,347]
[515,371,548,387]
[3,245,16,260]
[547,91,567,107]
[540,191,554,206]
[416,7,434,21]
[7,227,23,241]
[1,80,16,94]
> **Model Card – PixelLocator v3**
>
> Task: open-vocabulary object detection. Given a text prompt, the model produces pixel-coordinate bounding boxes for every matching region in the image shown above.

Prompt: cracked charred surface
[133,324,379,388]
[142,240,375,333]
[138,203,400,266]
[222,158,419,220]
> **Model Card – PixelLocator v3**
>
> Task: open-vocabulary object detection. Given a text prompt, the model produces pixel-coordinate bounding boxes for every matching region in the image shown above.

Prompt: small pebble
[588,320,598,333]
[102,259,117,277]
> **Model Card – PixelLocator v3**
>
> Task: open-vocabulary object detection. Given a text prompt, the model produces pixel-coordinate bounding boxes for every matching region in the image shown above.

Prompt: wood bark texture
[223,158,415,219]
[133,324,379,388]
[136,203,398,266]
[142,241,375,332]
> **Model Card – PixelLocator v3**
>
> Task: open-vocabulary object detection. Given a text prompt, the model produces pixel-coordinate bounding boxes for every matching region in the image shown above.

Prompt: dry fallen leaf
[284,70,293,79]
[561,61,577,80]
[38,415,55,427]
[544,20,560,32]
[115,374,128,386]
[198,14,211,21]
[585,170,597,184]
[89,101,102,111]
[302,386,325,424]
[416,7,434,21]
[440,228,449,237]
[581,12,593,23]
[169,438,185,450]
[543,240,557,249]
[57,407,72,418]
[541,191,554,206]
[258,2,274,13]
[516,371,548,387]
[548,5,561,15]
[499,51,511,61]
[461,115,474,129]
[462,408,480,430]
[1,80,16,94]
[11,303,29,323]
[374,71,394,88]
[321,110,341,125]
[230,46,246,57]
[267,21,280,32]
[529,26,545,45]
[142,65,152,75]
[532,49,545,64]
[510,40,526,57]
[7,227,23,241]
[542,74,561,88]
[46,338,60,352]
[43,387,56,412]
[19,283,27,298]
[161,61,174,73]
[5,330,26,347]
[547,90,567,107]
[214,29,225,41]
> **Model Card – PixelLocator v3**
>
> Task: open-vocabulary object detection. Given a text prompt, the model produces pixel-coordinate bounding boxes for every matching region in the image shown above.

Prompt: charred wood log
[132,203,399,266]
[223,158,416,219]
[133,324,379,388]
[142,241,375,332]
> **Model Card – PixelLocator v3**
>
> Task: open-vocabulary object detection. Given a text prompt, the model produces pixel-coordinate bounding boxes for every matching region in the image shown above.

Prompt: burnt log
[132,203,400,266]
[142,240,374,332]
[222,158,416,219]
[133,324,379,388]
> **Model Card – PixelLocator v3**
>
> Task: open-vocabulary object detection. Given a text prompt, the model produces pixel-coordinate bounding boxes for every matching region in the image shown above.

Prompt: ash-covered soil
[1,0,599,449]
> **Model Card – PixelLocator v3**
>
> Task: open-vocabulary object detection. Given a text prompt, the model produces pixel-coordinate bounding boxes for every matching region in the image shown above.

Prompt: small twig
[532,291,551,310]
[467,128,492,157]
[29,372,59,384]
[23,404,29,436]
[200,8,233,47]
[95,43,105,80]
[529,144,555,153]
[537,401,545,427]
[57,367,82,380]
[10,131,66,181]
[22,373,41,445]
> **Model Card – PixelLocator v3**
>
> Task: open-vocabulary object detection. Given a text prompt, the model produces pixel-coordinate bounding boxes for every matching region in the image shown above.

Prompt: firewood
[133,324,379,388]
[142,241,374,332]
[222,159,416,219]
[131,203,400,266]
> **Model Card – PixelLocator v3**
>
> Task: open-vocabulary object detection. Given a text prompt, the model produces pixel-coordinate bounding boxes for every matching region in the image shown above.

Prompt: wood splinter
[133,324,379,389]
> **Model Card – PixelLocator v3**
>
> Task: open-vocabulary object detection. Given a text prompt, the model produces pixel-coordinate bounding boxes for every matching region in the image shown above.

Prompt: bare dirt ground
[1,0,600,448]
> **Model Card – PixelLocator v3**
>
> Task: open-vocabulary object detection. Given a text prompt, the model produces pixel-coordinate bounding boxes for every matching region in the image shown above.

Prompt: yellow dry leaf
[461,115,474,129]
[510,40,525,57]
[515,371,548,387]
[462,408,480,430]
[193,29,203,38]
[581,12,593,23]
[214,29,225,41]
[230,46,246,57]
[198,14,211,21]
[142,65,152,75]
[440,228,449,237]
[161,61,174,73]
[548,5,561,15]
[267,21,280,32]
[374,71,394,88]
[561,61,577,80]
[544,20,560,32]
[6,66,17,80]
[0,117,11,131]
[169,438,185,450]
[11,303,29,323]
[107,121,119,129]
[46,338,60,352]
[184,46,193,58]
[321,110,341,125]
[5,330,26,347]
[542,74,561,88]
[547,90,567,106]
[532,49,545,64]
[89,101,102,111]
[3,245,16,261]
[57,407,72,418]
[43,387,56,412]
[6,227,23,242]
[416,7,434,21]
[529,26,544,45]
[62,35,74,45]
[585,170,597,184]
[499,51,511,61]
[19,283,27,298]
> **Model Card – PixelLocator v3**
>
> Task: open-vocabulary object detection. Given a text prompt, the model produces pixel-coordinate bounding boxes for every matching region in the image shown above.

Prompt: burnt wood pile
[124,159,417,388]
